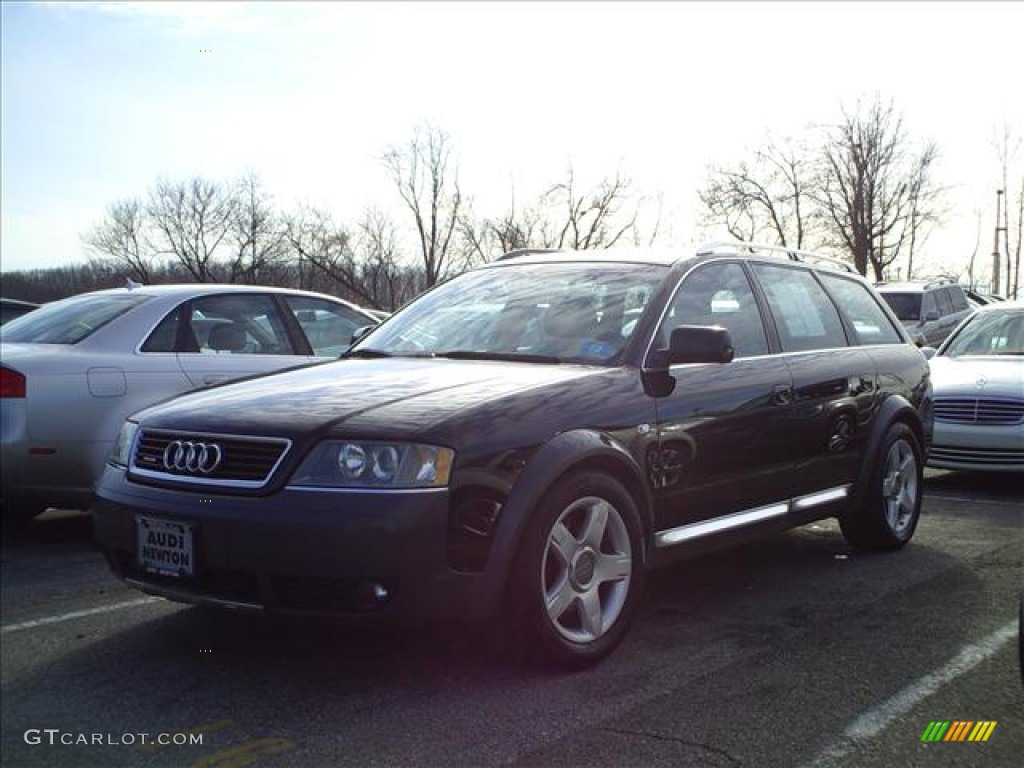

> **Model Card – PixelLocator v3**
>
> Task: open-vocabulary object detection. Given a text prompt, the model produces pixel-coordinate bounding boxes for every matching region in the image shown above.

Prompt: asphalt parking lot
[1,469,1021,767]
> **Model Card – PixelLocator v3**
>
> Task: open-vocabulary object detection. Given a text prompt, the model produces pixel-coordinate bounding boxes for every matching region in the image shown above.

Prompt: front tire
[507,471,645,669]
[840,422,922,550]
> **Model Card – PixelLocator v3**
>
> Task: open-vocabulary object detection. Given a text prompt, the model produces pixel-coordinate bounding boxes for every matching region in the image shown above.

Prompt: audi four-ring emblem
[162,440,222,474]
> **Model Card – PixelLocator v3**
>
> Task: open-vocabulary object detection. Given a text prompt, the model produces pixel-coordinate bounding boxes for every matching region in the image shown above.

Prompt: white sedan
[1,283,378,523]
[927,301,1023,472]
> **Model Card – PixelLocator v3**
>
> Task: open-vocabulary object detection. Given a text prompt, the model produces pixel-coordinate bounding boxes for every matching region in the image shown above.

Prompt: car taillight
[1,367,26,398]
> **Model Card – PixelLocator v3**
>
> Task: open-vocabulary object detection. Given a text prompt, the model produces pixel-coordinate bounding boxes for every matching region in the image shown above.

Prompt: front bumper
[927,421,1024,472]
[93,465,497,623]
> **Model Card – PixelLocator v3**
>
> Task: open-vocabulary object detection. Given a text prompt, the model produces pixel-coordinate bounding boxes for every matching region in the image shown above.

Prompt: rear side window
[188,295,295,355]
[751,264,848,352]
[0,293,149,344]
[818,274,903,345]
[936,288,954,316]
[948,286,970,313]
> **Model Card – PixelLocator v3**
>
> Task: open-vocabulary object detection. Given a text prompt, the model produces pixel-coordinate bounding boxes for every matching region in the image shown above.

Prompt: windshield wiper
[342,348,395,358]
[433,350,562,364]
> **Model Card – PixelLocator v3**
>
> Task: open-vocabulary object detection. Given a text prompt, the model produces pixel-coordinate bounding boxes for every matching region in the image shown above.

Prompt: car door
[749,264,879,509]
[172,294,310,388]
[649,261,794,536]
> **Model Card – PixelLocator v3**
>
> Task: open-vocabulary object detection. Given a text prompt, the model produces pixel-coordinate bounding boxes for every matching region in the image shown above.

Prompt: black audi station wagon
[94,243,933,667]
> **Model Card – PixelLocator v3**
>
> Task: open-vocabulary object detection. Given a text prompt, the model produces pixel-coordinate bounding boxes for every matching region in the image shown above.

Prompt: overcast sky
[2,1,1021,282]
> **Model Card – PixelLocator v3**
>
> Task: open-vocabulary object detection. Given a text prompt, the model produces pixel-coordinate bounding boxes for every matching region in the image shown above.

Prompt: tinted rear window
[879,292,921,321]
[0,293,150,344]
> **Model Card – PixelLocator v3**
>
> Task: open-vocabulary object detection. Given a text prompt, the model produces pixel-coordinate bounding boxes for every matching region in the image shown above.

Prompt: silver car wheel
[882,437,918,535]
[541,495,632,644]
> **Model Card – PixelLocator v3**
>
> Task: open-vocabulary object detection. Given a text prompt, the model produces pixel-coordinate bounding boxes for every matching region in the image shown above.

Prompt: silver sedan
[927,300,1023,472]
[1,283,378,522]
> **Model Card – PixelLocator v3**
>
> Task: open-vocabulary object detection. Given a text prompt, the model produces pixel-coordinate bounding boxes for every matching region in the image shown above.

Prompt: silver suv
[876,279,973,347]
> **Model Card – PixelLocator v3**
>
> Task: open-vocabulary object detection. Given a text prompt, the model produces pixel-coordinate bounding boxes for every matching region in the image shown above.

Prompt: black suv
[94,243,933,667]
[876,279,973,347]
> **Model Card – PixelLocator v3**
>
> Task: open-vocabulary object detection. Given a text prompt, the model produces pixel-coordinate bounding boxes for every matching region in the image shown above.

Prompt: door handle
[203,375,229,386]
[772,384,794,406]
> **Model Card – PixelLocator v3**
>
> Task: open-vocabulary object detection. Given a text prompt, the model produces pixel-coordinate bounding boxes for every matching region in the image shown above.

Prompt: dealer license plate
[136,516,195,578]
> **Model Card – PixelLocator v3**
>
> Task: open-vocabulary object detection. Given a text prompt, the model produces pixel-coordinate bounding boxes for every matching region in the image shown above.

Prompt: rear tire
[840,422,922,550]
[506,471,645,669]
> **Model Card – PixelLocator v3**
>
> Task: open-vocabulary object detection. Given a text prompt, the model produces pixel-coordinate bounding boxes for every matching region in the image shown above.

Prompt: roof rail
[695,240,855,273]
[496,248,565,261]
[922,277,955,290]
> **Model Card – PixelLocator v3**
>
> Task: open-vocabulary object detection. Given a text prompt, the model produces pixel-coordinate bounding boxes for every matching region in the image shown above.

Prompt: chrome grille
[929,445,1024,469]
[933,397,1024,426]
[131,429,290,488]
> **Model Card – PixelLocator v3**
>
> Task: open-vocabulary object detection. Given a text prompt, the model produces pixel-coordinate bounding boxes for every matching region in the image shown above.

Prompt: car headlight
[109,421,139,468]
[291,441,454,488]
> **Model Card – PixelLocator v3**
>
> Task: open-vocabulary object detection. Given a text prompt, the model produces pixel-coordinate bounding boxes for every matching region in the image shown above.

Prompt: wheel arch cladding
[481,429,653,603]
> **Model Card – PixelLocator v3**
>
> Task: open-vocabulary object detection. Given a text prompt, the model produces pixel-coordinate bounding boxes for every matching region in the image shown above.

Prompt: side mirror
[350,325,375,345]
[923,310,940,322]
[656,325,735,368]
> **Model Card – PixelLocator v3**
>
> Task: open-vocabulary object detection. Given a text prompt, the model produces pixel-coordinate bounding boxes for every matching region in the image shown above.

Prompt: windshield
[941,309,1023,357]
[0,293,150,344]
[351,262,668,363]
[879,292,922,322]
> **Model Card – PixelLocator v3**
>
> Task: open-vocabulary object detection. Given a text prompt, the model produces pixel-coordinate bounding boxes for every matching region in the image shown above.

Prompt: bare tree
[146,177,236,282]
[356,207,414,310]
[540,167,640,250]
[283,206,381,307]
[700,135,817,248]
[83,198,156,283]
[817,96,942,280]
[384,125,463,288]
[458,183,546,265]
[226,172,288,284]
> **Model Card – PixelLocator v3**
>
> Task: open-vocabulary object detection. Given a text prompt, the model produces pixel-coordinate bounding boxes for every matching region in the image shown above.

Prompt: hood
[134,357,607,439]
[929,355,1024,399]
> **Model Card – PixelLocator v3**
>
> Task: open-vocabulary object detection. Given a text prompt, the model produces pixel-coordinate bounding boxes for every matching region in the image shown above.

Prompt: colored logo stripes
[920,721,997,742]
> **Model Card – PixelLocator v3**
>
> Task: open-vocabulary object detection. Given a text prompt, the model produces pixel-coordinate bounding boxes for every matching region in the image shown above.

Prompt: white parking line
[802,619,1017,768]
[1,597,166,635]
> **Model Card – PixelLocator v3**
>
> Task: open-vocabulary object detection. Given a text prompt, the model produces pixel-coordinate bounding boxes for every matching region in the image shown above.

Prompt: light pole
[992,189,1004,294]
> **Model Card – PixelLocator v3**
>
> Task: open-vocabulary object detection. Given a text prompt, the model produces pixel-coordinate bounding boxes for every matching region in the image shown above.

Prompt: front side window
[353,262,668,363]
[818,274,903,345]
[0,293,150,344]
[658,262,769,358]
[752,264,848,352]
[283,296,369,357]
